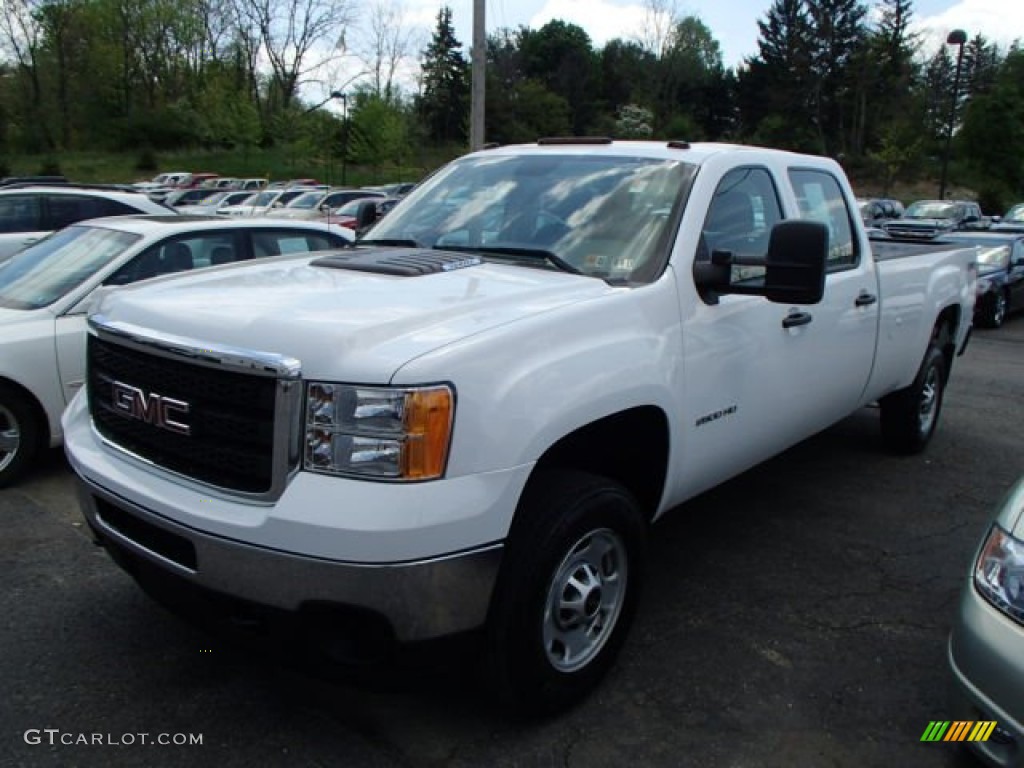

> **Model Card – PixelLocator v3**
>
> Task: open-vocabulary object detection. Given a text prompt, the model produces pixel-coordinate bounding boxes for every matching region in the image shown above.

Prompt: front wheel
[485,471,646,716]
[981,290,1008,329]
[879,345,947,454]
[0,385,41,488]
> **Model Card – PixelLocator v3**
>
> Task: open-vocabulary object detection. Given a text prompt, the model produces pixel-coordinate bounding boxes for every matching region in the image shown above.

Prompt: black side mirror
[763,220,828,304]
[355,201,378,230]
[693,220,827,305]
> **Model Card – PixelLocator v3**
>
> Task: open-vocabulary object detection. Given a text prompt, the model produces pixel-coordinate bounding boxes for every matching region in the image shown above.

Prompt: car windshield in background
[247,191,277,207]
[0,225,140,310]
[1005,204,1024,223]
[364,153,695,282]
[287,192,322,209]
[905,202,957,219]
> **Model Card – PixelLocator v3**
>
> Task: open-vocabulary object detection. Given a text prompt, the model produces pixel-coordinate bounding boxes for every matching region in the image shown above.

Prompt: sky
[401,0,1023,69]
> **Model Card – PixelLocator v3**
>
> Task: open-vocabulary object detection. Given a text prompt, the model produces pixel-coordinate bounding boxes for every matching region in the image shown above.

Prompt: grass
[1,146,462,187]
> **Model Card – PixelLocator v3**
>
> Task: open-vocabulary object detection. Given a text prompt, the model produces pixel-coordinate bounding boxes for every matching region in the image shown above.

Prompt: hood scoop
[311,248,482,276]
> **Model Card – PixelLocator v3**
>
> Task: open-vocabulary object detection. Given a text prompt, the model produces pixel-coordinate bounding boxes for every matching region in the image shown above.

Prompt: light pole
[337,92,349,187]
[939,29,967,200]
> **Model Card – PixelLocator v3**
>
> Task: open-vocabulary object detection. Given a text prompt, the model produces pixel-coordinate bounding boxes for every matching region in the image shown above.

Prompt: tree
[417,6,468,145]
[356,0,417,102]
[518,20,598,134]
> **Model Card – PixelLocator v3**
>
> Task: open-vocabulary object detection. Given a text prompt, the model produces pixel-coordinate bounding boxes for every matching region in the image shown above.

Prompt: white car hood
[94,250,613,381]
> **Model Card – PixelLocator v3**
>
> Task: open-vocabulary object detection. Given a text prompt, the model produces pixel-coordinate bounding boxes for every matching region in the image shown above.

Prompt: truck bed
[869,234,971,262]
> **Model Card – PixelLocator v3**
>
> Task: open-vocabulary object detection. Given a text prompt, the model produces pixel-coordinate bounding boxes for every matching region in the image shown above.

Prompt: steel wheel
[991,292,1007,328]
[542,528,628,673]
[0,402,20,475]
[917,363,941,437]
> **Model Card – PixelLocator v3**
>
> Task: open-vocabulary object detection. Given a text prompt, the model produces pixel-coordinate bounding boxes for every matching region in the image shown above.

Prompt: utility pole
[470,0,485,151]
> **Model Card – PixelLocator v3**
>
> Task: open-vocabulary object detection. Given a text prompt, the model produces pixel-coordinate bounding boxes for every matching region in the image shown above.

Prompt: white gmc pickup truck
[63,140,976,714]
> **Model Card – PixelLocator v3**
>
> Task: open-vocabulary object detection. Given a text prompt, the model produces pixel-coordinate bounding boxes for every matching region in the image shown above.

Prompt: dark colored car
[943,231,1024,328]
[884,199,987,239]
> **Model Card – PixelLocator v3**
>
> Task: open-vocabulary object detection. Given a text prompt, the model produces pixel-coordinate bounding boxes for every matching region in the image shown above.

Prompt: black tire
[0,384,41,488]
[981,290,1008,329]
[879,344,947,455]
[485,470,646,717]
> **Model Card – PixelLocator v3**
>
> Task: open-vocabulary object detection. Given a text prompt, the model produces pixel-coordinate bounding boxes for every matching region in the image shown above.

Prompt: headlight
[304,382,453,480]
[974,524,1024,625]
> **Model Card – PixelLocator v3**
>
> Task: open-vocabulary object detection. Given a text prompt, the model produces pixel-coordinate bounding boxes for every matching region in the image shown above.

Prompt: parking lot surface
[3,318,1023,768]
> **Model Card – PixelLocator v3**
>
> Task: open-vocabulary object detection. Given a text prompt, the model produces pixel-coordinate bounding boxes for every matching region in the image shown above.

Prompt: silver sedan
[949,476,1024,766]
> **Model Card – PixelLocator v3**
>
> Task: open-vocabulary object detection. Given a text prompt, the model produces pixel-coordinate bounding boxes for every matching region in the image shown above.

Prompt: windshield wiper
[358,237,423,248]
[435,245,582,275]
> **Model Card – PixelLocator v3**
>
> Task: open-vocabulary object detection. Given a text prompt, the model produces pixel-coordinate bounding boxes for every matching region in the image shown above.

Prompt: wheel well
[932,305,960,377]
[532,406,669,521]
[0,376,51,445]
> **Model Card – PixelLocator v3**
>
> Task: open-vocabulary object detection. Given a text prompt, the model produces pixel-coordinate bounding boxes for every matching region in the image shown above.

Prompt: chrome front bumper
[76,476,503,643]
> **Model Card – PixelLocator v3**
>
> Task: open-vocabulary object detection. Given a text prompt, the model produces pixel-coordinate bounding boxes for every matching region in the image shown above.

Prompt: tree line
[0,0,1021,207]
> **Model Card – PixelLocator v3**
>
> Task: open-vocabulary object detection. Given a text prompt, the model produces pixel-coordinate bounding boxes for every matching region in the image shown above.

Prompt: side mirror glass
[763,220,827,304]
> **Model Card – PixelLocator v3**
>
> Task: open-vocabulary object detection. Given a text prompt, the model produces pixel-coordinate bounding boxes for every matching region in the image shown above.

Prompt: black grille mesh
[88,335,277,493]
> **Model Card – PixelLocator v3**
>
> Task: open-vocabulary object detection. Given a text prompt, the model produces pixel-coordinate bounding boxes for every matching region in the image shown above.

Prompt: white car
[176,190,256,215]
[132,172,191,192]
[266,188,386,220]
[0,185,171,262]
[218,187,316,217]
[0,215,353,486]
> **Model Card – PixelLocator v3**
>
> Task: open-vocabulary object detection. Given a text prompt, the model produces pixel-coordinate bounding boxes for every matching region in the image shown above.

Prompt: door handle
[855,292,878,307]
[782,311,813,328]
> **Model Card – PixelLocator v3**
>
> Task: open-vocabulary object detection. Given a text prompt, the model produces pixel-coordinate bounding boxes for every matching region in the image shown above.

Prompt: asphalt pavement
[3,316,1023,768]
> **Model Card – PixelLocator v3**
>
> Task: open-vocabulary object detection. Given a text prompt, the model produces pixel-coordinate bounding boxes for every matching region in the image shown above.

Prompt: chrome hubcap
[0,403,20,473]
[542,528,627,673]
[918,365,940,435]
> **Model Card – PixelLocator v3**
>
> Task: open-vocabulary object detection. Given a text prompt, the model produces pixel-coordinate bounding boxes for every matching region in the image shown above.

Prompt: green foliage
[136,147,159,172]
[615,105,654,139]
[418,6,469,144]
[37,157,62,176]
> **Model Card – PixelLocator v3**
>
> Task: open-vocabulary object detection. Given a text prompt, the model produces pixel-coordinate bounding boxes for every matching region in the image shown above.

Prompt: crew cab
[63,141,977,714]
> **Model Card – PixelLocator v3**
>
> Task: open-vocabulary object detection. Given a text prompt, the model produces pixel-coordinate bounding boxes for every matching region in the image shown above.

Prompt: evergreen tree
[417,6,469,144]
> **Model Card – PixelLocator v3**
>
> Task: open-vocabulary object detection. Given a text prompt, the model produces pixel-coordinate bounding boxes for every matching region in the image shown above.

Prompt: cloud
[528,0,650,46]
[913,0,1024,57]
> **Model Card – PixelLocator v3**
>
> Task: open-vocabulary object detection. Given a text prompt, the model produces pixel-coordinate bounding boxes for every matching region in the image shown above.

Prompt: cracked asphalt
[3,316,1023,768]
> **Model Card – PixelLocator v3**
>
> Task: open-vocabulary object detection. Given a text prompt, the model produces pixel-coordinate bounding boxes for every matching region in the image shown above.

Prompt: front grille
[88,335,279,493]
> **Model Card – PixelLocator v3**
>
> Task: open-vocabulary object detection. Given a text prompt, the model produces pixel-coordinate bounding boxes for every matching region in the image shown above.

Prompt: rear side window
[44,194,138,230]
[250,230,345,258]
[789,169,857,269]
[0,194,43,233]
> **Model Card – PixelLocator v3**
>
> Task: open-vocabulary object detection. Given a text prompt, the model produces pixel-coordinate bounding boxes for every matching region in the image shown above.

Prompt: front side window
[106,232,241,284]
[789,169,857,269]
[44,194,138,230]
[696,167,783,284]
[365,153,696,283]
[0,225,139,309]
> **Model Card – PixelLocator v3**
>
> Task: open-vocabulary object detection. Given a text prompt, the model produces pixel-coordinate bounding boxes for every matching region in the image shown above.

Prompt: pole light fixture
[938,29,967,200]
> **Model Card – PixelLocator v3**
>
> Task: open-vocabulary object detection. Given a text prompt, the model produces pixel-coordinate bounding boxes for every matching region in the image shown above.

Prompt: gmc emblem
[110,381,191,436]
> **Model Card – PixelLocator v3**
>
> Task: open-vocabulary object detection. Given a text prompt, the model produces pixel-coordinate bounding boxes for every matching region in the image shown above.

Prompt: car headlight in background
[974,524,1024,625]
[304,382,453,480]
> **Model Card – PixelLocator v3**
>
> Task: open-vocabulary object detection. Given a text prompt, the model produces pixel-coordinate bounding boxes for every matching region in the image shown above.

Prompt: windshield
[248,191,277,207]
[1005,204,1024,223]
[905,201,957,219]
[0,225,140,309]
[365,152,695,282]
[287,192,324,209]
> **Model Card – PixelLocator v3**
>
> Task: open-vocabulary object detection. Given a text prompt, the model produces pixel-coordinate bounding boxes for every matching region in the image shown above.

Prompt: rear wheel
[0,385,41,488]
[879,344,947,454]
[485,471,646,716]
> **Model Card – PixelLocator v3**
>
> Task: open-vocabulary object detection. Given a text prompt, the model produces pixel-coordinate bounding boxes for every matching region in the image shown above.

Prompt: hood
[95,248,613,382]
